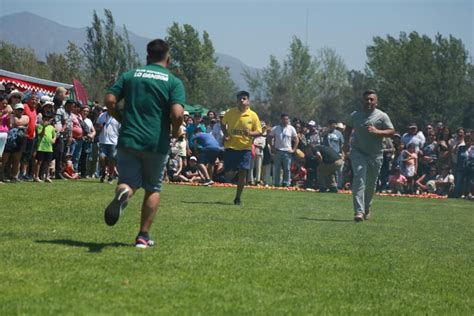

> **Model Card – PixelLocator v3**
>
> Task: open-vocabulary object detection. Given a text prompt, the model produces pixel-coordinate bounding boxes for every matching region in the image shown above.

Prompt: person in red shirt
[20,92,38,180]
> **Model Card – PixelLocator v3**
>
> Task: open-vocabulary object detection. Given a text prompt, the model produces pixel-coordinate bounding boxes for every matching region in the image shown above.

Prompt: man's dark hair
[280,113,289,118]
[327,119,337,125]
[236,90,250,98]
[147,39,169,63]
[362,89,377,97]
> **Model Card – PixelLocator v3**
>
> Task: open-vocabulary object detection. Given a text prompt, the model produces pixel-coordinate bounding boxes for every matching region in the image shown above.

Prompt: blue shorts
[117,148,168,192]
[224,148,252,171]
[21,138,36,162]
[198,148,221,165]
[99,144,117,160]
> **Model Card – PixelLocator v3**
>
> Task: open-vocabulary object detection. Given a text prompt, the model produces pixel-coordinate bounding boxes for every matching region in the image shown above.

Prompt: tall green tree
[366,32,473,129]
[245,37,350,124]
[166,22,236,110]
[82,9,140,100]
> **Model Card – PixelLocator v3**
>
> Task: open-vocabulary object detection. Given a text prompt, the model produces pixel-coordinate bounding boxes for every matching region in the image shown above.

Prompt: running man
[343,90,395,222]
[221,91,262,205]
[104,39,185,248]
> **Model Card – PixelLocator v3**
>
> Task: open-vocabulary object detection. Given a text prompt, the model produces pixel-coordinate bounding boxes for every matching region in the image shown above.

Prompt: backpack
[5,127,26,151]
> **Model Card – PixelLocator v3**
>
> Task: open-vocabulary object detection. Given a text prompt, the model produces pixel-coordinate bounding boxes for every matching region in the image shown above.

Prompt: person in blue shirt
[193,128,222,185]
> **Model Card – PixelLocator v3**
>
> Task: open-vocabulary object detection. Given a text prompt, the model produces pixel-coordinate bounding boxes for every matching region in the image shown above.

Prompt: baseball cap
[219,110,226,116]
[14,103,24,110]
[408,122,417,128]
[183,110,189,116]
[190,156,197,161]
[308,120,316,126]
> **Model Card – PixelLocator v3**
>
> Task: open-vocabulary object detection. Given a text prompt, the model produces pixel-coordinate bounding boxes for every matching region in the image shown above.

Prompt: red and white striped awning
[0,69,73,96]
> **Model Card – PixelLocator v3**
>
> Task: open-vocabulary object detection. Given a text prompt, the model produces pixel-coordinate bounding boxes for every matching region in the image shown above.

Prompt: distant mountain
[0,11,259,90]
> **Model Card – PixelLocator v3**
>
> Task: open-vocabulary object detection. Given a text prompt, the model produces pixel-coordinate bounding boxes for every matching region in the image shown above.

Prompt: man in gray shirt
[343,90,395,222]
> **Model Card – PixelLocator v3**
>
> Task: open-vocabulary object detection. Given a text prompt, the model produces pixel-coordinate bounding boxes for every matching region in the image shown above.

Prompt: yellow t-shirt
[222,107,262,150]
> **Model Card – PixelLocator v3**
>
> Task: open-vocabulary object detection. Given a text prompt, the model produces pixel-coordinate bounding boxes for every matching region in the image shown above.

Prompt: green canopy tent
[183,103,209,116]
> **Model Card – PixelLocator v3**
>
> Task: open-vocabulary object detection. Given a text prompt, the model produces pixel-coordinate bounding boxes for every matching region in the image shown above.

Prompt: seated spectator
[212,157,226,183]
[166,149,186,182]
[434,166,455,197]
[182,156,202,183]
[62,153,79,180]
[307,144,343,193]
[388,167,407,194]
[415,167,438,194]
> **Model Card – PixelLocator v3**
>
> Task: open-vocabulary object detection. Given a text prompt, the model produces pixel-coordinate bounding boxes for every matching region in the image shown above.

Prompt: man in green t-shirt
[104,39,186,248]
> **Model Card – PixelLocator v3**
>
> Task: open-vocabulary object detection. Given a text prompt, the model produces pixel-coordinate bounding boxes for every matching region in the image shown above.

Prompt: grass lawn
[1,180,473,314]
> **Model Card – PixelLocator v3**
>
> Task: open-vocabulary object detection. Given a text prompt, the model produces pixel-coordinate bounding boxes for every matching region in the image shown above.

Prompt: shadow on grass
[182,201,234,206]
[35,239,129,253]
[298,217,353,223]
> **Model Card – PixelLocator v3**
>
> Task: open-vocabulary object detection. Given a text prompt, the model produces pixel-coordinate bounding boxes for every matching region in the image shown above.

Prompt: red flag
[73,79,89,106]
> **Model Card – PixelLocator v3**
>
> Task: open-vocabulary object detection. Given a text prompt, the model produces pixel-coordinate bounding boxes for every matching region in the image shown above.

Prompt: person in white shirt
[269,113,299,187]
[95,110,120,183]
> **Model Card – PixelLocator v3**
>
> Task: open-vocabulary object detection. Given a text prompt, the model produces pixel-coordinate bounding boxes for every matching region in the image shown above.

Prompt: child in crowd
[33,115,56,183]
[182,156,202,183]
[388,167,407,194]
[434,166,455,196]
[62,153,79,180]
[400,143,417,193]
[415,167,438,194]
[291,149,307,188]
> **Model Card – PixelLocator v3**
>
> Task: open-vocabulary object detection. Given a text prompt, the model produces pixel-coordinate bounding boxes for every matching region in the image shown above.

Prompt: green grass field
[1,180,473,315]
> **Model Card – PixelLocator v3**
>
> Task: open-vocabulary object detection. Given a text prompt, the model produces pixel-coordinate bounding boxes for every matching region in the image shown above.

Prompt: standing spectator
[343,90,395,222]
[33,114,56,183]
[419,130,439,174]
[54,99,74,179]
[104,38,185,248]
[221,91,262,205]
[0,96,12,182]
[454,134,471,198]
[52,87,67,112]
[262,124,273,186]
[304,120,321,147]
[211,111,225,148]
[401,123,424,152]
[2,103,29,182]
[70,102,84,172]
[269,113,299,187]
[377,137,395,192]
[96,109,120,184]
[78,106,96,178]
[449,127,465,169]
[464,136,474,200]
[249,121,266,185]
[20,92,39,180]
[186,113,205,156]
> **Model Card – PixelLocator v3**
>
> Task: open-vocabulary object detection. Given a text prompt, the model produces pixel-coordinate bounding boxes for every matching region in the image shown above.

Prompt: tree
[245,37,350,124]
[366,32,473,129]
[166,23,236,110]
[0,41,50,79]
[82,9,140,100]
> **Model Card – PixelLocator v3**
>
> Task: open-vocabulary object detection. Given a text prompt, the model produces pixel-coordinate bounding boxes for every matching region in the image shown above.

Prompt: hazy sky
[1,0,472,70]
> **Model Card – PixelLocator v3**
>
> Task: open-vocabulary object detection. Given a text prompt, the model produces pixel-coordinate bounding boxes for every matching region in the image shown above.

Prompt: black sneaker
[104,187,129,226]
[135,235,155,249]
[203,179,214,186]
[234,198,241,206]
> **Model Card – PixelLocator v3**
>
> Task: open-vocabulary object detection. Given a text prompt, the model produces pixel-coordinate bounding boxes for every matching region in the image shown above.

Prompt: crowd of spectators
[1,82,473,200]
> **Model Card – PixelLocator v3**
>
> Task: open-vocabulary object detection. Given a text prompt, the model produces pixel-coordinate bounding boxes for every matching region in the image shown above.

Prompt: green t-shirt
[36,124,56,153]
[107,64,186,153]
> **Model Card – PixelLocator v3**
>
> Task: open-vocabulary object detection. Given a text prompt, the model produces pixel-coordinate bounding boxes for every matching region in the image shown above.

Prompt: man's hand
[171,126,183,139]
[367,125,380,134]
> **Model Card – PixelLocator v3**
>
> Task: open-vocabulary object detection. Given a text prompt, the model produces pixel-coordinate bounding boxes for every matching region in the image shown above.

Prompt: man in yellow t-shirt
[221,91,262,205]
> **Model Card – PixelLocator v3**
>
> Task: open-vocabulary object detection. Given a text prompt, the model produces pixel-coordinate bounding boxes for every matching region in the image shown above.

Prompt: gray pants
[350,149,383,214]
